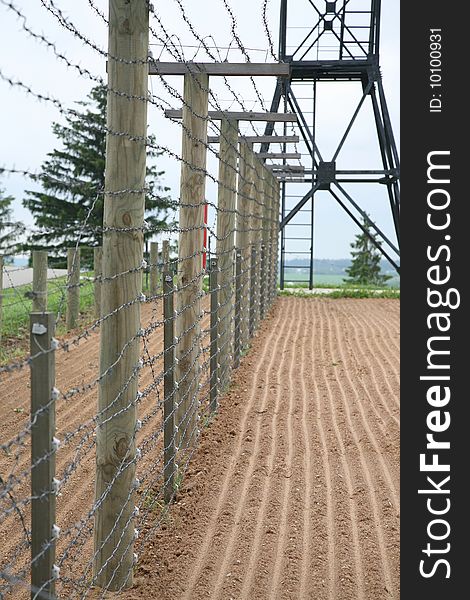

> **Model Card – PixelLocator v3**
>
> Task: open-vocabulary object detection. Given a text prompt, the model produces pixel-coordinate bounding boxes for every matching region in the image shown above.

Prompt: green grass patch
[1,273,96,365]
[282,280,400,291]
[279,288,400,299]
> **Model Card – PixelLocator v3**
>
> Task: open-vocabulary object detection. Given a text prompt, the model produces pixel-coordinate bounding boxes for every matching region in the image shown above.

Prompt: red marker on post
[203,202,208,269]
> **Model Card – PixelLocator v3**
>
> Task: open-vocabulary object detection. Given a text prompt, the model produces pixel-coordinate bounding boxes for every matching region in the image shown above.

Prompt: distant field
[283,273,346,286]
[282,271,400,288]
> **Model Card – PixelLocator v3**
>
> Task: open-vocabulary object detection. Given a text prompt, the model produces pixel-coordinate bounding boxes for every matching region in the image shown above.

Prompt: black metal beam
[334,182,399,255]
[280,183,321,229]
[370,85,400,244]
[279,0,288,60]
[332,80,373,161]
[290,59,373,81]
[286,84,323,163]
[329,188,400,273]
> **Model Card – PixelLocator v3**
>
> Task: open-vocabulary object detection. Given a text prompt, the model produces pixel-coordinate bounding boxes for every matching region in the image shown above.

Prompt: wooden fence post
[0,255,3,345]
[265,172,274,307]
[236,141,253,351]
[175,72,209,450]
[216,118,238,391]
[253,156,265,330]
[150,241,159,296]
[66,248,80,330]
[261,167,273,319]
[93,0,149,590]
[260,243,266,319]
[233,249,242,369]
[163,271,176,504]
[93,247,102,320]
[272,178,280,303]
[209,257,219,412]
[249,246,257,338]
[30,311,56,600]
[32,251,48,313]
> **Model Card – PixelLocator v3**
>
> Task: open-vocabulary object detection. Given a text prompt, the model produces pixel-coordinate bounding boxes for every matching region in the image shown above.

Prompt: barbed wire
[0,1,282,595]
[262,0,278,61]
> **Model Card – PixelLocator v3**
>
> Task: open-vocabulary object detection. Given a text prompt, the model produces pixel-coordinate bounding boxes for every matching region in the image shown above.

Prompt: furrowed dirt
[127,296,400,600]
[1,296,400,599]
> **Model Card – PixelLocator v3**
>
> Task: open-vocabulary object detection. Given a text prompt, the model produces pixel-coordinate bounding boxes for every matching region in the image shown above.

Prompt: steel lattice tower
[263,0,399,288]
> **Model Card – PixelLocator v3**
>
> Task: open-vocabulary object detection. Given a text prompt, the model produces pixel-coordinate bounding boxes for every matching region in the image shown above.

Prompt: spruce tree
[345,216,391,286]
[23,85,171,267]
[0,188,25,263]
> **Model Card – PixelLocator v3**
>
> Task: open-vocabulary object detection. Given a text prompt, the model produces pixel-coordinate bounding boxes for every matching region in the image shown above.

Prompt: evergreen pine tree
[345,215,391,286]
[23,85,172,267]
[0,188,25,263]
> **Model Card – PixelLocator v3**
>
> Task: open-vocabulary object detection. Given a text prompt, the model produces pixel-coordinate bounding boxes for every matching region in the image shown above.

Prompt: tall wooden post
[32,251,48,312]
[175,72,209,450]
[0,255,4,345]
[253,155,265,330]
[209,257,219,412]
[249,246,257,338]
[270,174,276,298]
[149,241,159,296]
[93,0,149,590]
[272,177,280,303]
[66,248,80,330]
[93,247,103,319]
[216,118,238,391]
[236,141,253,351]
[233,249,242,369]
[260,166,272,319]
[265,172,275,312]
[30,312,56,600]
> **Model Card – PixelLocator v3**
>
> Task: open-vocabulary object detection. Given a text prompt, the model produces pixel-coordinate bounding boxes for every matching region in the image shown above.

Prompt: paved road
[2,266,68,289]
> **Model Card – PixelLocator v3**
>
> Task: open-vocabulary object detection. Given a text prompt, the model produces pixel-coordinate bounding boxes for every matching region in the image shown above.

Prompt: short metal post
[249,246,256,338]
[66,248,80,330]
[234,250,242,369]
[150,242,159,296]
[163,272,176,504]
[209,257,219,413]
[93,247,102,320]
[30,312,57,600]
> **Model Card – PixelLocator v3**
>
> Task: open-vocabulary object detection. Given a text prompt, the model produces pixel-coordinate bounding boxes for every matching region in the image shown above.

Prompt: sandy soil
[0,297,400,600]
[127,297,400,600]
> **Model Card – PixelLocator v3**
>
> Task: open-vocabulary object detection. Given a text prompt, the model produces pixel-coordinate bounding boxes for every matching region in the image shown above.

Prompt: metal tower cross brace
[265,0,400,288]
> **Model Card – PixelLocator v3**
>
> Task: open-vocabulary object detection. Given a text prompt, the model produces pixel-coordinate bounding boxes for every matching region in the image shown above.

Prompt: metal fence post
[30,311,57,600]
[209,257,219,413]
[249,246,256,338]
[66,248,80,330]
[163,272,176,504]
[93,247,102,320]
[150,242,159,296]
[234,250,242,369]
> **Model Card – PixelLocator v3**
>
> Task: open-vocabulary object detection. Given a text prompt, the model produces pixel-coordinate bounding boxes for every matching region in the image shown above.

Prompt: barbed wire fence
[0,0,284,597]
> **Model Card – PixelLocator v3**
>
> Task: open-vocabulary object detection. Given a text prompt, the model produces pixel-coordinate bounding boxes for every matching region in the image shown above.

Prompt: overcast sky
[0,0,399,260]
